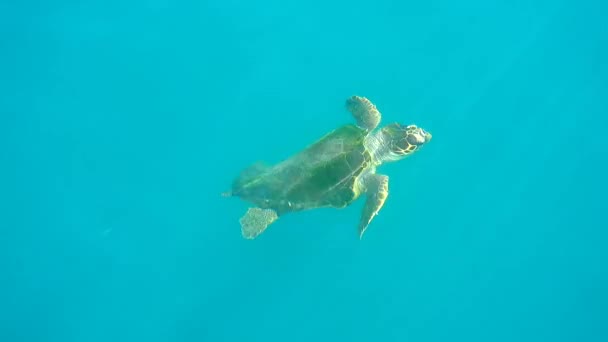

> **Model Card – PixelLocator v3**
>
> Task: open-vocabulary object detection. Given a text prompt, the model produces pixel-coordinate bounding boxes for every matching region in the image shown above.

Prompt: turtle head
[381,123,432,160]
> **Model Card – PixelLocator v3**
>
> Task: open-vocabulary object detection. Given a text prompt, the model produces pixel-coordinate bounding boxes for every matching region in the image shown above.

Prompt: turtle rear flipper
[230,161,271,193]
[240,207,278,239]
[346,96,382,131]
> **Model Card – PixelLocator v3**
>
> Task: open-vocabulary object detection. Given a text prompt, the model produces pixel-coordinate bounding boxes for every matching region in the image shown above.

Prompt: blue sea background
[2,0,607,341]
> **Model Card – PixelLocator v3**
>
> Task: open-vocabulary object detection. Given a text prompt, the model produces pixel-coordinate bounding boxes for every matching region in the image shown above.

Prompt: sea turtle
[223,95,432,239]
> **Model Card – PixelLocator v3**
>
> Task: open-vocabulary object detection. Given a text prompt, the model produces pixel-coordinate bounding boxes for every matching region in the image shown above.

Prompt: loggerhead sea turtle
[223,95,432,239]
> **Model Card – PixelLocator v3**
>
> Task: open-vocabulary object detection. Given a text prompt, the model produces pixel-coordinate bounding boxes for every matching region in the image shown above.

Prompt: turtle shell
[232,124,373,215]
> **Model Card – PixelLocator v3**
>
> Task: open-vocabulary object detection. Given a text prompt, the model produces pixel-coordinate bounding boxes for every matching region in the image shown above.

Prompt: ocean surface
[2,0,607,341]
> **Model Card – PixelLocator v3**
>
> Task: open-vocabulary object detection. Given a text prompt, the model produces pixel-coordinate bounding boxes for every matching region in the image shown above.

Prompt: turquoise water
[3,0,607,341]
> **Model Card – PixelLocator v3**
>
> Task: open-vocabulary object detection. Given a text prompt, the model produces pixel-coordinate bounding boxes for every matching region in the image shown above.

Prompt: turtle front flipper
[240,207,278,239]
[346,95,382,131]
[358,174,389,239]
